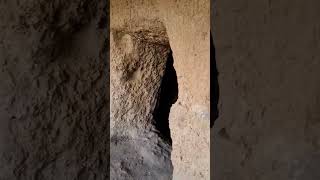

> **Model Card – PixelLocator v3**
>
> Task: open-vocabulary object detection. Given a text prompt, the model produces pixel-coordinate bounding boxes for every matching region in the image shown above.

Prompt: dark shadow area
[210,32,220,128]
[153,50,178,145]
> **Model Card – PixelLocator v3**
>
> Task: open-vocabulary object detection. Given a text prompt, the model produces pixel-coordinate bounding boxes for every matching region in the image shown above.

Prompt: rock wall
[0,0,210,179]
[110,26,174,179]
[111,0,210,179]
[212,0,320,179]
[0,1,109,179]
[156,1,210,179]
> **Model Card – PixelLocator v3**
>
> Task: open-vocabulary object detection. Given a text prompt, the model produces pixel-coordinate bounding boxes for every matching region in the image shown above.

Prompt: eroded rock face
[110,29,174,179]
[111,0,210,179]
[0,0,109,179]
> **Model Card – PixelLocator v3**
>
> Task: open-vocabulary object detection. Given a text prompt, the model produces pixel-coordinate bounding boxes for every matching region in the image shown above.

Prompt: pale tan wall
[156,1,210,179]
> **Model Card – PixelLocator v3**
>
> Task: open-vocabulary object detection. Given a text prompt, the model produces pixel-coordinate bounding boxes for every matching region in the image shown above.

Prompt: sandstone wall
[157,1,210,179]
[111,0,210,179]
[110,25,174,179]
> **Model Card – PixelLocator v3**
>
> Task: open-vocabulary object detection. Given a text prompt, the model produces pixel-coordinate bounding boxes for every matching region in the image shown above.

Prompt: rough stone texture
[110,28,174,179]
[0,0,109,179]
[212,0,320,179]
[157,1,210,179]
[111,0,210,179]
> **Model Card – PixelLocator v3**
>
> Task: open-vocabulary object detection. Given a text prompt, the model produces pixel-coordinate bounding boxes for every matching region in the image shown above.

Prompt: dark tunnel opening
[153,50,178,145]
[211,32,220,128]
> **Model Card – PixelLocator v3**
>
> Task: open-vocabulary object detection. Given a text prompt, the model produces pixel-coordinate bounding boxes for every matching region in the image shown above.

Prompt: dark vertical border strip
[107,0,110,179]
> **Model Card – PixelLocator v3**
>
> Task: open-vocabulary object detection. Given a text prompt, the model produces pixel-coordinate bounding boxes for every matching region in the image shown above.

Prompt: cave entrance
[153,50,178,145]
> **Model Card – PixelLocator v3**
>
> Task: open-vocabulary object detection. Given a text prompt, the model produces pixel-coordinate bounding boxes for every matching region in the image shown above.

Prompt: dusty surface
[212,0,320,179]
[111,0,210,179]
[0,0,109,179]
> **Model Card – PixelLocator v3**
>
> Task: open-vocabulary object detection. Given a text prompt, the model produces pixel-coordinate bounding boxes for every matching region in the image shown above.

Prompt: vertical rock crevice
[210,32,220,128]
[153,50,178,145]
